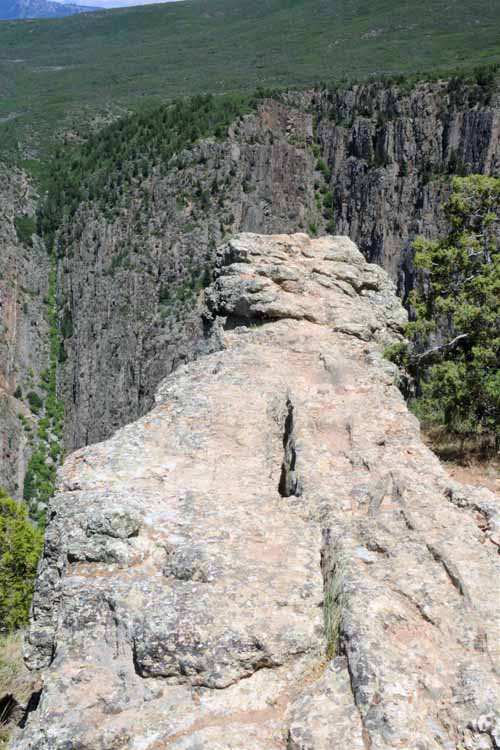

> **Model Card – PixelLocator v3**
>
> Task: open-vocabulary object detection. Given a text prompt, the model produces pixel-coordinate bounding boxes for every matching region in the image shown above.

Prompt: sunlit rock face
[15,234,499,750]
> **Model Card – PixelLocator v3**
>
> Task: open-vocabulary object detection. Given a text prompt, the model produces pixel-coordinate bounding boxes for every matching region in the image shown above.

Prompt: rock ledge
[15,234,500,750]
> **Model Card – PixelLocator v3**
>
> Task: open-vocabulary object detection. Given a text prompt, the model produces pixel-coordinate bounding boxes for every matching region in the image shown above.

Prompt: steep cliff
[310,79,500,292]
[15,234,500,750]
[0,165,49,500]
[1,78,498,500]
[56,100,321,450]
[54,80,500,453]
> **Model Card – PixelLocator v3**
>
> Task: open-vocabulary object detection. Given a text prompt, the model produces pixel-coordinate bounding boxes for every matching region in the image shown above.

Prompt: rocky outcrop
[16,234,499,750]
[0,165,49,498]
[55,81,500,453]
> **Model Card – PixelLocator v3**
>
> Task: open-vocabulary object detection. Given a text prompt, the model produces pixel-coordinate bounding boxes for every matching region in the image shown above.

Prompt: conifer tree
[0,488,43,632]
[396,175,500,448]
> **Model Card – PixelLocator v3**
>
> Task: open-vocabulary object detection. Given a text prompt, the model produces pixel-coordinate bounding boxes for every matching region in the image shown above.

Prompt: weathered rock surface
[0,164,49,498]
[55,82,500,453]
[15,234,499,750]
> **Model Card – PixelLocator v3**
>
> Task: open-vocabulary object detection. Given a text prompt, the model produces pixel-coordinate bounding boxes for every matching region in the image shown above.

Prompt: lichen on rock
[14,234,500,750]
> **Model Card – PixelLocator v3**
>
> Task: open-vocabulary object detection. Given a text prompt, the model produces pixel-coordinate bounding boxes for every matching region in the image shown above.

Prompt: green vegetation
[23,263,64,519]
[0,487,43,633]
[315,159,331,181]
[39,94,254,246]
[388,175,500,452]
[1,0,500,156]
[26,391,43,415]
[312,130,336,234]
[13,215,37,247]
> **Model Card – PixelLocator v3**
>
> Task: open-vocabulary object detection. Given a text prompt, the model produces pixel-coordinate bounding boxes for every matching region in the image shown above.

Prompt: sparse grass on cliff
[0,0,499,156]
[0,633,25,705]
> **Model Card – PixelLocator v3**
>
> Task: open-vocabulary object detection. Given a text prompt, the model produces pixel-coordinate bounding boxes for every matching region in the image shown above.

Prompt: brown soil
[421,427,500,495]
[444,461,500,494]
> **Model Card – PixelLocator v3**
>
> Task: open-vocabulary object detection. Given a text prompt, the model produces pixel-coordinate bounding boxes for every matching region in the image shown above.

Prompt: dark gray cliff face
[56,83,500,452]
[308,82,500,294]
[0,166,49,497]
[57,102,321,450]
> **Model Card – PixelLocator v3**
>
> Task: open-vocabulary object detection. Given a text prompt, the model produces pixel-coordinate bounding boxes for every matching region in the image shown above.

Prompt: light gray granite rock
[14,234,499,750]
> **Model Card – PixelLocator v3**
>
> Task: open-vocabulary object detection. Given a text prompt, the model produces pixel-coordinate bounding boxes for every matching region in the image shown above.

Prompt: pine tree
[396,175,500,449]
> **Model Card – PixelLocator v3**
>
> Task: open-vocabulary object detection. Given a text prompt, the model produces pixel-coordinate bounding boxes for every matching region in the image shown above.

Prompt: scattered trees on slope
[39,94,255,249]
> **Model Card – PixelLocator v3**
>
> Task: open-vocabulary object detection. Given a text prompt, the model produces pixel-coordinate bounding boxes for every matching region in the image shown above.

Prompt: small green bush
[315,158,331,179]
[14,216,37,248]
[0,488,43,633]
[27,391,43,415]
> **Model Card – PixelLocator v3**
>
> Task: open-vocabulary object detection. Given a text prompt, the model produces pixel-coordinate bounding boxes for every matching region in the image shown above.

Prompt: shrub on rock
[0,488,43,633]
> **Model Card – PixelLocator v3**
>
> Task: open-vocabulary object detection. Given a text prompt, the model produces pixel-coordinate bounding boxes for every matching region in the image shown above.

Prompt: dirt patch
[421,427,500,494]
[0,632,40,744]
[444,461,500,495]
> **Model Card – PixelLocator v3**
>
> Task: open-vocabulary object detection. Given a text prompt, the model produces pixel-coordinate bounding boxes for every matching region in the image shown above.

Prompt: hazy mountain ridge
[0,0,97,19]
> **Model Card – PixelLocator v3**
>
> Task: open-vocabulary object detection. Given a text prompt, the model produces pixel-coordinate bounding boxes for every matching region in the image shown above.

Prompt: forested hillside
[1,0,499,155]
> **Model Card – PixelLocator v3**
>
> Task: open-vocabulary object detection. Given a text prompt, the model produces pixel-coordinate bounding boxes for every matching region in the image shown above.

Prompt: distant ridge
[0,0,97,19]
[0,0,499,154]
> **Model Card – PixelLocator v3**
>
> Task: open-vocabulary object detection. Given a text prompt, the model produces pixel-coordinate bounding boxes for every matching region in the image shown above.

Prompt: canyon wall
[0,80,498,496]
[0,165,49,498]
[55,81,500,451]
[310,80,500,293]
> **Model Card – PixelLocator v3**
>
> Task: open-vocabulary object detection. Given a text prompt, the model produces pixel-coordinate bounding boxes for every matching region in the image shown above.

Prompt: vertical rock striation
[54,82,500,452]
[0,165,49,498]
[56,100,320,451]
[309,81,500,293]
[16,234,499,750]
